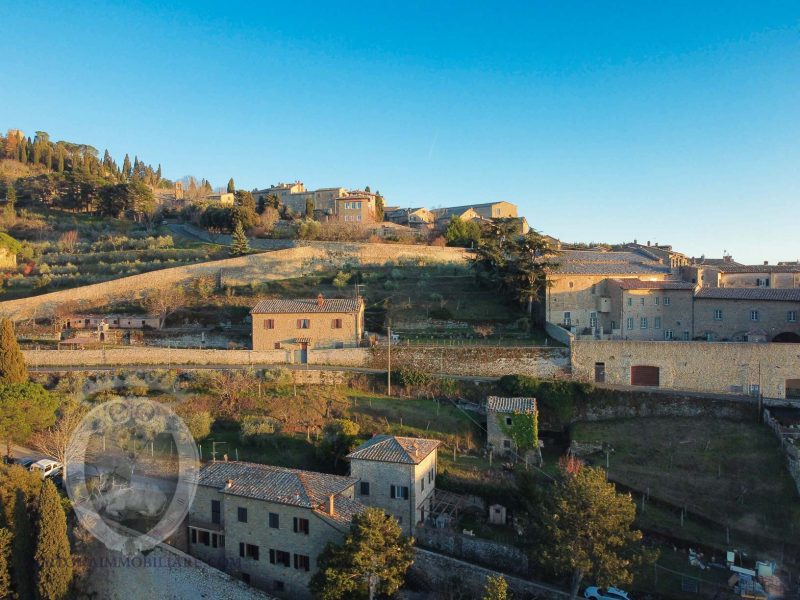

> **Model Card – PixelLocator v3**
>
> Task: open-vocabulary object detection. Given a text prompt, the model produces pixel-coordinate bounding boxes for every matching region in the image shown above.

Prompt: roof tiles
[346,435,441,464]
[486,396,537,413]
[695,288,800,302]
[251,298,361,314]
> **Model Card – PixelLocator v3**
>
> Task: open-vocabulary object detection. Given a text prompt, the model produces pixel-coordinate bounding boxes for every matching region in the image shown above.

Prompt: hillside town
[2,5,800,600]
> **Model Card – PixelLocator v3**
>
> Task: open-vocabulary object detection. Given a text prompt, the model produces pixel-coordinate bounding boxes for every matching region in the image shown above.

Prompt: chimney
[317,293,324,307]
[763,261,768,266]
[724,255,732,263]
[647,240,651,246]
[328,494,335,516]
[225,479,233,490]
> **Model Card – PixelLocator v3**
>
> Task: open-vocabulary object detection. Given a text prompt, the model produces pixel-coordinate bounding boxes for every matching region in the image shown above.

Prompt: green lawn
[571,417,800,549]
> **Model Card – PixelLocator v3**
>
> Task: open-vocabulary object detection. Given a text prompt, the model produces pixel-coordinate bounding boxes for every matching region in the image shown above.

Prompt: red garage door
[631,365,659,387]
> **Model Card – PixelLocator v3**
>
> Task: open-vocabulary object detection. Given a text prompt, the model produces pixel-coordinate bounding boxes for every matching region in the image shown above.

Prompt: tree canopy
[0,318,28,384]
[542,462,646,600]
[310,507,414,600]
[0,383,59,457]
[444,215,481,247]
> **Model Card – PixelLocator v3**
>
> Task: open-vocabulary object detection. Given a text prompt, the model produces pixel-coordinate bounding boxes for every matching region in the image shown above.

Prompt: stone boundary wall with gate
[0,241,468,321]
[572,339,800,399]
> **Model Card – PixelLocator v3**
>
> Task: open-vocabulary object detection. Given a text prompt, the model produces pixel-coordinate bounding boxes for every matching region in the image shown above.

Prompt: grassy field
[571,417,800,550]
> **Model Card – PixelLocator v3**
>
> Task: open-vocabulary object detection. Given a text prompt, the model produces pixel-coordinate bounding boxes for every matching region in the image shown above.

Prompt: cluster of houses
[546,243,800,344]
[182,397,533,599]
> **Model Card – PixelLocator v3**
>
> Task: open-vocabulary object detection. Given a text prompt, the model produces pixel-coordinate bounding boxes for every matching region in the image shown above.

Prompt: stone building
[347,435,440,535]
[694,288,800,342]
[252,183,378,222]
[250,295,365,359]
[544,249,672,338]
[186,461,366,599]
[384,207,435,229]
[431,201,517,227]
[62,314,161,330]
[607,279,696,341]
[485,396,537,457]
[205,192,235,206]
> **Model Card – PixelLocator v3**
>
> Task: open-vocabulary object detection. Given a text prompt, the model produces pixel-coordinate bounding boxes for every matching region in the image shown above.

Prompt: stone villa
[252,182,378,223]
[485,396,537,458]
[250,294,365,358]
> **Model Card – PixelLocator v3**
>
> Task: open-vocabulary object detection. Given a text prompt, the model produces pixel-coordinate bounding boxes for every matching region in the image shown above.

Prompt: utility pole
[387,324,392,396]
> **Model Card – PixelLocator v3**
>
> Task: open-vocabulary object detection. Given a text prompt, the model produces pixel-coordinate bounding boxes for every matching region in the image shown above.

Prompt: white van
[29,459,63,479]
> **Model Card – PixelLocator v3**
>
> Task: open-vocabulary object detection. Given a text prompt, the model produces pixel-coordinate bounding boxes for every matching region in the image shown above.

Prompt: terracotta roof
[347,435,441,464]
[486,397,537,413]
[251,298,361,314]
[610,279,695,290]
[715,264,800,274]
[552,250,671,276]
[694,258,743,267]
[695,288,800,302]
[198,461,358,509]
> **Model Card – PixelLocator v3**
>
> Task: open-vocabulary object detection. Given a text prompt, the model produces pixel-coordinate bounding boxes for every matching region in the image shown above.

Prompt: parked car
[29,459,63,479]
[584,587,631,600]
[16,457,37,469]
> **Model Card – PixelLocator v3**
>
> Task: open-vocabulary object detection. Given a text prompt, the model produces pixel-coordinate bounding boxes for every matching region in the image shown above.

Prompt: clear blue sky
[2,1,799,263]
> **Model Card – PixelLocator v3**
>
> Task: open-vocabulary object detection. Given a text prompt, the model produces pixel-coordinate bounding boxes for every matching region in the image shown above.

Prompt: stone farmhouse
[186,461,366,599]
[252,182,378,223]
[485,396,537,457]
[693,288,800,343]
[250,295,365,359]
[61,314,161,330]
[347,435,440,535]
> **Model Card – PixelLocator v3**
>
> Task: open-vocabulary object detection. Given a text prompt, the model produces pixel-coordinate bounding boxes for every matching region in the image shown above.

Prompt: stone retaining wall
[24,348,288,367]
[414,526,528,576]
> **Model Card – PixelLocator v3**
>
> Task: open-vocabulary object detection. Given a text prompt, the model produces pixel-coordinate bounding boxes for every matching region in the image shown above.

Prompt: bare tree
[58,230,79,253]
[144,286,186,329]
[31,401,88,480]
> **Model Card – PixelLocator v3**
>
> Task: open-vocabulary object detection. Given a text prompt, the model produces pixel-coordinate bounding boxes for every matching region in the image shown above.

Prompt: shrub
[179,410,213,441]
[429,307,453,320]
[498,375,594,425]
[239,415,282,446]
[398,366,432,388]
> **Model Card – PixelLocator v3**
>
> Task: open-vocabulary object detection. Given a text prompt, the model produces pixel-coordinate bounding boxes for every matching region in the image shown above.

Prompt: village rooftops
[695,288,800,302]
[486,396,537,413]
[609,279,695,291]
[551,249,671,276]
[197,461,362,516]
[251,296,362,314]
[711,263,800,274]
[346,435,441,465]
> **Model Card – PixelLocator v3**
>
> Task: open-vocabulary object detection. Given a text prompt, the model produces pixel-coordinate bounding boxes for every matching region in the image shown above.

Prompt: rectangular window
[756,278,770,288]
[664,329,673,340]
[664,297,671,305]
[640,297,645,306]
[750,310,759,322]
[654,296,660,305]
[238,507,247,523]
[610,320,616,330]
[270,550,291,567]
[421,477,425,492]
[212,533,218,548]
[683,331,690,340]
[626,317,634,330]
[654,316,661,329]
[714,309,723,321]
[390,485,409,500]
[562,311,571,326]
[269,512,279,529]
[264,319,274,330]
[294,554,310,572]
[245,544,260,560]
[211,500,221,524]
[360,481,370,496]
[239,542,245,558]
[199,530,210,546]
[293,517,309,535]
[274,342,281,349]
[332,318,343,329]
[640,317,647,329]
[589,312,597,328]
[428,469,434,483]
[297,319,310,329]
[789,311,797,323]
[190,528,197,544]
[627,297,632,306]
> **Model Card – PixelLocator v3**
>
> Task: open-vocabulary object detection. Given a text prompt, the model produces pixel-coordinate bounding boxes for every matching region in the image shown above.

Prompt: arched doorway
[773,332,800,343]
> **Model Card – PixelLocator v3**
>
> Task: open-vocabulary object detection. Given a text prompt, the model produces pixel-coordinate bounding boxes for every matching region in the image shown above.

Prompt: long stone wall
[414,526,528,576]
[572,339,800,399]
[0,241,468,321]
[24,348,288,367]
[371,345,570,378]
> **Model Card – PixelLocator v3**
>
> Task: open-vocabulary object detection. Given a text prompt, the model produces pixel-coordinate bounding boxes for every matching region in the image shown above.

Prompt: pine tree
[5,184,16,209]
[33,480,72,600]
[0,319,27,384]
[122,154,131,180]
[156,164,162,184]
[230,220,250,256]
[227,178,235,194]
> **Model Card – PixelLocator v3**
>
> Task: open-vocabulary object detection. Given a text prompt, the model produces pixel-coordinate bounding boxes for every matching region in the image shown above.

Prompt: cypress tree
[11,489,34,600]
[0,527,10,598]
[122,154,131,180]
[33,480,72,600]
[5,184,16,209]
[227,178,235,194]
[230,220,250,256]
[56,149,64,173]
[0,318,28,383]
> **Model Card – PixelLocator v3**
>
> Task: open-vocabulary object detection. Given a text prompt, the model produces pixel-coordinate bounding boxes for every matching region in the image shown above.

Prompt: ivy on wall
[498,405,538,452]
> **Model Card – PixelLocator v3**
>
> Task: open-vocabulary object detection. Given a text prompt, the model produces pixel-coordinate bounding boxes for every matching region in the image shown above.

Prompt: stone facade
[608,280,695,341]
[485,396,537,456]
[693,290,800,342]
[572,339,800,399]
[250,296,365,352]
[347,436,439,536]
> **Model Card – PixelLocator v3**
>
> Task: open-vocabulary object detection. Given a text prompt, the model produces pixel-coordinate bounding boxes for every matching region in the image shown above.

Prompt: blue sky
[2,1,799,263]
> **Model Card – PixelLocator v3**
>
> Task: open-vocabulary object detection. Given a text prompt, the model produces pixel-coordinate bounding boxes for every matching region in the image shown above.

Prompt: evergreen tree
[310,508,413,600]
[122,154,131,180]
[5,183,16,209]
[156,164,162,184]
[230,220,250,256]
[33,480,72,600]
[55,148,65,173]
[0,527,10,599]
[227,178,235,194]
[0,319,27,384]
[11,489,34,600]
